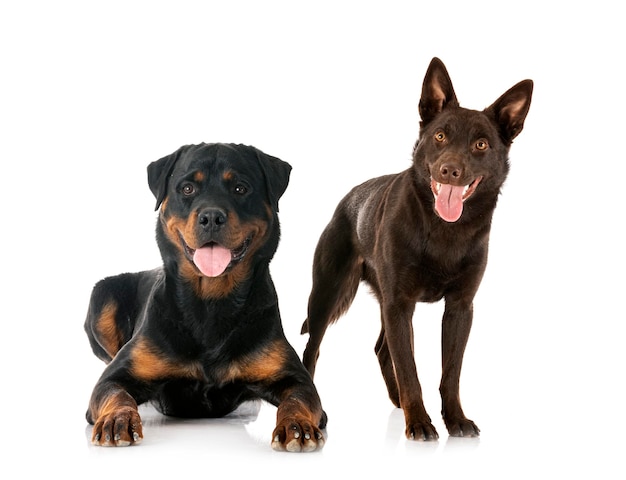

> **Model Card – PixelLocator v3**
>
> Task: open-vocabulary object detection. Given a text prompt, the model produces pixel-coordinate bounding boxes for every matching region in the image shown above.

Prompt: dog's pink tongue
[193,245,232,277]
[435,184,465,222]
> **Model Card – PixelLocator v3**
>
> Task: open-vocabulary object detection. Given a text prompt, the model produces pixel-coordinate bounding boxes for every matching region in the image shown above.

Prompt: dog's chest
[396,230,488,302]
[409,253,468,301]
[360,241,479,304]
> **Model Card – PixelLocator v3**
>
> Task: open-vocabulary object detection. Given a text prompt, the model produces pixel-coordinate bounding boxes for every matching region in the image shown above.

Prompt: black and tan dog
[85,143,325,452]
[301,58,533,440]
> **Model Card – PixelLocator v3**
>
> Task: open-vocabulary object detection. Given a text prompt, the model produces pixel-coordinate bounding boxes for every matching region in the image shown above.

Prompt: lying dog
[301,58,533,440]
[85,143,326,452]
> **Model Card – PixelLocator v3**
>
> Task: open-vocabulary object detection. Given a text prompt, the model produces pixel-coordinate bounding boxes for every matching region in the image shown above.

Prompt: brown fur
[301,58,533,440]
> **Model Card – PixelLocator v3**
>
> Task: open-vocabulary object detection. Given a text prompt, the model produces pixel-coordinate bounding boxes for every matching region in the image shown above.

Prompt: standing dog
[85,143,326,452]
[301,58,532,440]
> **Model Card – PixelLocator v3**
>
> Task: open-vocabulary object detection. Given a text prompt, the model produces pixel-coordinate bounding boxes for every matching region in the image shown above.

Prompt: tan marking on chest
[130,337,204,382]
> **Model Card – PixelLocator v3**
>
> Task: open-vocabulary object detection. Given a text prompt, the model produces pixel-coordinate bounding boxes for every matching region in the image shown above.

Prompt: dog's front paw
[271,419,325,452]
[406,421,439,441]
[445,418,480,438]
[91,406,143,447]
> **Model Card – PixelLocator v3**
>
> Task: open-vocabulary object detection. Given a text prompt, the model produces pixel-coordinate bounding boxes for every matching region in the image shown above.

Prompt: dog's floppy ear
[485,79,533,145]
[147,146,188,211]
[255,148,292,212]
[418,57,459,126]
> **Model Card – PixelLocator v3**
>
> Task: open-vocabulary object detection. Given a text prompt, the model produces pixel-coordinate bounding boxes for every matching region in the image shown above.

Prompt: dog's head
[147,143,291,298]
[414,57,533,223]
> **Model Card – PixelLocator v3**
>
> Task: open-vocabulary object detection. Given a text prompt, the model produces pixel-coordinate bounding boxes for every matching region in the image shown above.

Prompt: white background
[2,1,624,477]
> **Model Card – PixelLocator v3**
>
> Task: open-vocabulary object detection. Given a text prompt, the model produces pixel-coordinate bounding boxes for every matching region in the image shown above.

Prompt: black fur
[85,143,326,452]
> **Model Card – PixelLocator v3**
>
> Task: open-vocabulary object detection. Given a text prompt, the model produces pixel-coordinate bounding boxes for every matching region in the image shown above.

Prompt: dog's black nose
[198,208,228,229]
[439,162,463,181]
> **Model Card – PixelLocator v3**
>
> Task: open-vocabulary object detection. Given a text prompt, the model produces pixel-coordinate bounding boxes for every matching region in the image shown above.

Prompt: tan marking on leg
[89,387,143,447]
[96,302,123,359]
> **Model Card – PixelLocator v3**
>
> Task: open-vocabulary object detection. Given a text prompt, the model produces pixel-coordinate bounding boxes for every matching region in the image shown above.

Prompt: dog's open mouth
[430,176,483,222]
[183,236,252,278]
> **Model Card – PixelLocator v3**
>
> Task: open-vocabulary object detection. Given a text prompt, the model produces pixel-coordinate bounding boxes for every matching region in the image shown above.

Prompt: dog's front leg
[440,297,480,437]
[272,393,326,452]
[87,382,143,447]
[267,360,326,453]
[86,347,154,447]
[383,302,439,441]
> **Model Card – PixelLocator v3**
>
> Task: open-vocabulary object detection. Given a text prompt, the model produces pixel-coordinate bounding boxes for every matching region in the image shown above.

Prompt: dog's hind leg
[84,273,146,363]
[301,215,362,377]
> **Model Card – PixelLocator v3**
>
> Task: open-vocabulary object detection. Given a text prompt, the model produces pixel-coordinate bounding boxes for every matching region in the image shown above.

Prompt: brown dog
[301,58,533,440]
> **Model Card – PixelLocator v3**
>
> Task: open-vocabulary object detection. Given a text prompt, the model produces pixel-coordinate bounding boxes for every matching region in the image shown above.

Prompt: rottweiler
[301,58,533,440]
[85,143,326,452]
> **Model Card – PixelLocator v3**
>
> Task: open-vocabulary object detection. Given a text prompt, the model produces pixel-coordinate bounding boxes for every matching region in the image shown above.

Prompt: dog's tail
[301,319,309,335]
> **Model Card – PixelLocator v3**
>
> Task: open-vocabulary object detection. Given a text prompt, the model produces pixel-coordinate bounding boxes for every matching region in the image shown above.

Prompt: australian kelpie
[301,57,533,440]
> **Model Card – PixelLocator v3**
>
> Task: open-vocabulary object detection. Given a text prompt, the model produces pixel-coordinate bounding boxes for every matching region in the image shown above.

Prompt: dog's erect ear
[147,146,188,211]
[255,148,292,212]
[485,80,533,145]
[418,57,459,126]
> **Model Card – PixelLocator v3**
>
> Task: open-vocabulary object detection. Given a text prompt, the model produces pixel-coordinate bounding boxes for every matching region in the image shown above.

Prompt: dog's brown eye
[182,183,195,196]
[234,185,248,195]
[475,139,489,151]
[434,131,446,142]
